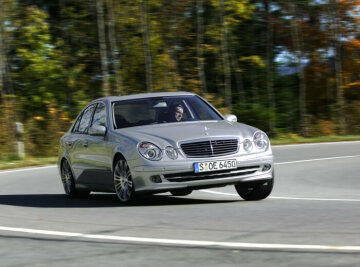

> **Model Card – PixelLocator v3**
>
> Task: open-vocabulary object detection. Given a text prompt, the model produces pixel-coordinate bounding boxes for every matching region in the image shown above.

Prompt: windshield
[112,95,223,129]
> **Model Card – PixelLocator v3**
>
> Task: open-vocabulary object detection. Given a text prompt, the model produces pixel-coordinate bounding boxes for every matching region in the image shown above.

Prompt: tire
[113,158,136,203]
[61,159,90,197]
[170,189,193,196]
[235,171,274,201]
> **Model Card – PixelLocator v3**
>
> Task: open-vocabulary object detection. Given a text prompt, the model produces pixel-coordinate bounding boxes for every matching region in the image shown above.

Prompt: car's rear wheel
[61,159,90,197]
[170,189,193,196]
[113,158,136,203]
[235,171,274,201]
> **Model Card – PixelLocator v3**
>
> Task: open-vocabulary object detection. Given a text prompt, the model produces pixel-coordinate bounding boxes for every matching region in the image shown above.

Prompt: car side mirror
[88,125,107,136]
[224,114,237,123]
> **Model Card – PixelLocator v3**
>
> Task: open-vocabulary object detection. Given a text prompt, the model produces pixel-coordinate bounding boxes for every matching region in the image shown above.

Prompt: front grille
[181,139,238,158]
[164,165,260,182]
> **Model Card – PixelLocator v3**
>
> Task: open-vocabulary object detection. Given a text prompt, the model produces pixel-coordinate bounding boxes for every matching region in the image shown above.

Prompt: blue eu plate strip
[194,163,199,173]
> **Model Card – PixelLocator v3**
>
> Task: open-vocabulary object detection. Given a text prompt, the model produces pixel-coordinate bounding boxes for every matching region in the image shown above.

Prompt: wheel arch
[112,152,126,172]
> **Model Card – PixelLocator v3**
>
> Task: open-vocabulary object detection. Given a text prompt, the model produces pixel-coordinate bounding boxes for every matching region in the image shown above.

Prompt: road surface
[0,141,360,266]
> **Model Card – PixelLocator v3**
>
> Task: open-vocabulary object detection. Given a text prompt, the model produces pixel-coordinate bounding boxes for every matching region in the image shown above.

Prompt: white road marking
[0,165,56,175]
[201,190,236,196]
[275,155,360,165]
[200,190,360,202]
[273,140,360,147]
[0,226,359,252]
[270,196,360,202]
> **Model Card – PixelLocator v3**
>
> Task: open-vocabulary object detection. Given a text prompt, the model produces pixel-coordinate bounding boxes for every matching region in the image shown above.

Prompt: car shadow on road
[0,194,239,208]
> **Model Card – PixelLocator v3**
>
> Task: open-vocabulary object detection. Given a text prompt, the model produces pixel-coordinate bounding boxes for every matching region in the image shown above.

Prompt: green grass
[0,157,58,170]
[0,135,360,170]
[270,135,360,145]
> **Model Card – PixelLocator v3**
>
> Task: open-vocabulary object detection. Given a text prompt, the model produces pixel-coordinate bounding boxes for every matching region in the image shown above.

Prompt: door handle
[83,141,88,147]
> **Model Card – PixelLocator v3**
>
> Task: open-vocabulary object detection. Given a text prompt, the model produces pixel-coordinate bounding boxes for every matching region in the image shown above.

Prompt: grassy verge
[270,135,360,145]
[0,157,58,170]
[0,135,360,170]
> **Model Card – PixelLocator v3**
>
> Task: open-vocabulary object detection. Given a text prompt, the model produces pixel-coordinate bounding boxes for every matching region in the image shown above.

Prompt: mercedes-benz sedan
[58,92,274,203]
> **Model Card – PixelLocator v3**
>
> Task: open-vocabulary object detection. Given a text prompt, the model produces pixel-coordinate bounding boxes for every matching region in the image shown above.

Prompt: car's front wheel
[235,171,274,201]
[61,159,90,197]
[113,158,136,204]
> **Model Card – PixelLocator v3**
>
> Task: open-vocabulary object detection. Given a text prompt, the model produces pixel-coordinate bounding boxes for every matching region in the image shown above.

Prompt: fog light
[150,175,162,183]
[262,164,271,171]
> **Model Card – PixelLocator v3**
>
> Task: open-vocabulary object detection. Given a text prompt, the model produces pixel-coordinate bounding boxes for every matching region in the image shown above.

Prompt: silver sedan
[58,92,274,203]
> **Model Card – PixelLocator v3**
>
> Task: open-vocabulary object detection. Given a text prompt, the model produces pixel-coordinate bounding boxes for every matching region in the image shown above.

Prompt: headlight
[243,139,253,152]
[253,131,269,151]
[138,142,162,161]
[165,146,178,160]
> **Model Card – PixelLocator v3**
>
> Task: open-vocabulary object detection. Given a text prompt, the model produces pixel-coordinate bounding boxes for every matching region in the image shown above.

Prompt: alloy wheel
[114,159,134,203]
[61,160,75,196]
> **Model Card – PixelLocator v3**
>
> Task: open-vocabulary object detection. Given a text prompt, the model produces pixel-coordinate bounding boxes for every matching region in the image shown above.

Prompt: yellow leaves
[343,81,360,91]
[316,120,337,136]
[210,0,254,25]
[226,0,254,21]
[203,43,217,53]
[152,53,182,92]
[33,116,43,120]
[48,108,56,115]
[217,107,231,115]
[203,93,230,113]
[60,116,70,122]
[276,133,303,139]
[240,55,265,68]
[345,39,360,51]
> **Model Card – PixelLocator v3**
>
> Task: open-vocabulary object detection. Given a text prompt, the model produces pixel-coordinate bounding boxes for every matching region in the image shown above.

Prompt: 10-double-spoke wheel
[114,158,135,203]
[61,159,90,197]
[61,159,75,196]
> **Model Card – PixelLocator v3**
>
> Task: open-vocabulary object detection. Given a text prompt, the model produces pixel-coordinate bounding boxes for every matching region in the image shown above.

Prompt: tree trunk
[140,0,152,93]
[0,4,5,98]
[329,0,345,134]
[219,0,231,108]
[196,0,207,94]
[264,0,275,135]
[229,35,244,105]
[106,0,123,95]
[0,2,13,97]
[290,3,307,136]
[96,0,110,96]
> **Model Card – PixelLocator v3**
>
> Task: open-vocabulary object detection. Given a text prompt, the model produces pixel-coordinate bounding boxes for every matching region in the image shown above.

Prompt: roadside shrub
[24,103,72,157]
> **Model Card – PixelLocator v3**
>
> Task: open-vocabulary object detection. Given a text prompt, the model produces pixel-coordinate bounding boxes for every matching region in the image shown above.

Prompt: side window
[72,114,82,133]
[92,103,107,127]
[78,105,96,134]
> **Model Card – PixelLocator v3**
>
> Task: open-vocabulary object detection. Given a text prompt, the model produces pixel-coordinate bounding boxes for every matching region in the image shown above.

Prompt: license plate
[194,159,237,173]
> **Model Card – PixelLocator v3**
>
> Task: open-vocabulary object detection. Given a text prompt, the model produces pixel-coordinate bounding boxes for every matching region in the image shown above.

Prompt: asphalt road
[0,141,360,266]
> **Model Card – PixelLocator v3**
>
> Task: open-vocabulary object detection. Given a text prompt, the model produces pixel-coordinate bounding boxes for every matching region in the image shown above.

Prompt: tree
[264,0,275,135]
[95,0,110,96]
[12,5,66,118]
[106,0,123,95]
[140,0,153,92]
[197,0,207,94]
[0,0,15,97]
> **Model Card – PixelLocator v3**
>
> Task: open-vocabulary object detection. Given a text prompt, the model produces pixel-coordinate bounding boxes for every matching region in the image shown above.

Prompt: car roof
[94,91,196,103]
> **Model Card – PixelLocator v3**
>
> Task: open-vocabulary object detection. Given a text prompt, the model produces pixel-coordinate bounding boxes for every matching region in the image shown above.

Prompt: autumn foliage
[0,0,360,158]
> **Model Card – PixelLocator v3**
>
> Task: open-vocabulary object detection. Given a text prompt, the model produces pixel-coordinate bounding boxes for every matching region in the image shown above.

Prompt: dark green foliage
[0,0,359,158]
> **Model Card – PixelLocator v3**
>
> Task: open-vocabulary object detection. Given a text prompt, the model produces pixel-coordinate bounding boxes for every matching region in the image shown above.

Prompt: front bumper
[129,153,274,194]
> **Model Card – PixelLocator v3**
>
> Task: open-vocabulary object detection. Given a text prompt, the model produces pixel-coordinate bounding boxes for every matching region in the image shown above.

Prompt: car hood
[115,120,258,148]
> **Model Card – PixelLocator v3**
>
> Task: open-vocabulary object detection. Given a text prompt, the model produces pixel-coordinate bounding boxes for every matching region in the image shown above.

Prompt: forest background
[0,0,360,160]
